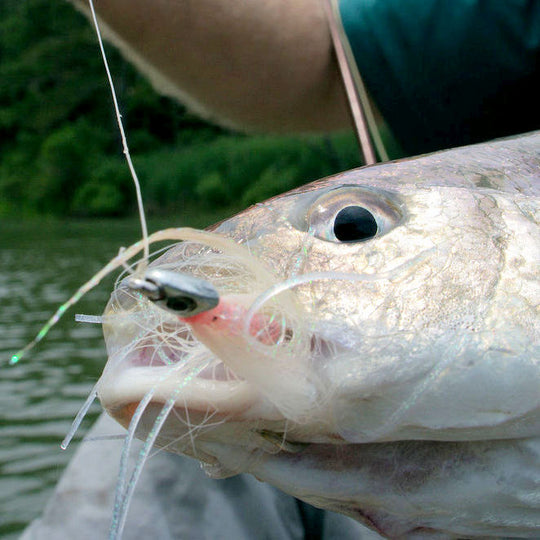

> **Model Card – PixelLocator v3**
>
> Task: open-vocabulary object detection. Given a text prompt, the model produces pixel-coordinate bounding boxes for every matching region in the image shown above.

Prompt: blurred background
[0,1,366,221]
[0,1,400,537]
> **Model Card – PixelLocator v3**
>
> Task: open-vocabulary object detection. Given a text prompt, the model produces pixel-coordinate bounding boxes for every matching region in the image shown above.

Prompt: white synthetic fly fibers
[111,387,157,540]
[109,346,252,538]
[108,348,214,539]
[61,385,99,450]
[74,314,104,324]
[101,241,442,430]
[102,238,319,421]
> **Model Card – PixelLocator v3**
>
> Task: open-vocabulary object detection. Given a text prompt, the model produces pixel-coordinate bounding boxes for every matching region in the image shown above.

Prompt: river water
[0,216,219,539]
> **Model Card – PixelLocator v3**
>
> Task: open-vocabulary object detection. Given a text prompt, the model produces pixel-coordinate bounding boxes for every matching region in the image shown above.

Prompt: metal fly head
[126,268,219,317]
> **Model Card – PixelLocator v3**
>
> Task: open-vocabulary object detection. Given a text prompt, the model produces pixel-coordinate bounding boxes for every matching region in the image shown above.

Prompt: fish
[94,131,540,538]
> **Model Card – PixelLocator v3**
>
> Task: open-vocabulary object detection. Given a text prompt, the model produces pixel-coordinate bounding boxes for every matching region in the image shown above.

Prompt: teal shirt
[339,0,540,154]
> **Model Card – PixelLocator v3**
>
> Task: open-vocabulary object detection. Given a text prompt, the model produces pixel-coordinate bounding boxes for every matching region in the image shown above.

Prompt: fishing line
[86,0,149,268]
[9,228,255,365]
[9,0,152,366]
[10,2,179,367]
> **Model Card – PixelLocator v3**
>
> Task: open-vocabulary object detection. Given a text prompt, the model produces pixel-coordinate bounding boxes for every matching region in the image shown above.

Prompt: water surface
[0,217,216,538]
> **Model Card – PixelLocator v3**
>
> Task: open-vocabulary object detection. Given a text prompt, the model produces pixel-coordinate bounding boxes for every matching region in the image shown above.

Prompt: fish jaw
[96,301,299,459]
[96,283,343,458]
[95,230,343,460]
[97,349,306,466]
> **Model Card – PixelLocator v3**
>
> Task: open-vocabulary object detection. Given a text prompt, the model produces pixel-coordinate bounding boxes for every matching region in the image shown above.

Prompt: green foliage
[71,157,134,216]
[71,182,124,217]
[131,132,361,215]
[195,172,232,207]
[32,120,101,212]
[0,0,367,219]
[241,166,298,207]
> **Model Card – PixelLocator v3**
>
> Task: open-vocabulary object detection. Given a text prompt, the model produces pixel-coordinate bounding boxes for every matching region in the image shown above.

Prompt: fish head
[95,135,539,533]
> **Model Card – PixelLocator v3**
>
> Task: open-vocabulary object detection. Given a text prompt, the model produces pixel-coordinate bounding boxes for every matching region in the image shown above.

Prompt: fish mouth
[97,279,335,466]
[98,318,281,420]
[96,230,353,471]
[97,342,317,473]
[97,310,337,452]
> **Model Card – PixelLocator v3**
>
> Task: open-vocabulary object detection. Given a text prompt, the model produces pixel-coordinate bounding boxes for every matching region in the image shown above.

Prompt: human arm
[70,0,540,153]
[70,0,350,133]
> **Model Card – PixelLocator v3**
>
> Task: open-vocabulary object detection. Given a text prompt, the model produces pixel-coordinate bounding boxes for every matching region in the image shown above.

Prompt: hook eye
[127,269,219,317]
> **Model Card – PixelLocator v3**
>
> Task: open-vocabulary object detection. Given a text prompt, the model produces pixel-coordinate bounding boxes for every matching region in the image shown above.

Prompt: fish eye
[333,206,378,242]
[296,186,403,243]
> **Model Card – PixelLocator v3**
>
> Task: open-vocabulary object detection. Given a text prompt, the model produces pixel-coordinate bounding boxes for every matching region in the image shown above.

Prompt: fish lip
[102,396,305,464]
[100,314,338,415]
[99,303,342,447]
[98,364,269,418]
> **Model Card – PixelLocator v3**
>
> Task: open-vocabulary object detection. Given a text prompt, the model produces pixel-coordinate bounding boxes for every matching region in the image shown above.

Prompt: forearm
[70,0,350,133]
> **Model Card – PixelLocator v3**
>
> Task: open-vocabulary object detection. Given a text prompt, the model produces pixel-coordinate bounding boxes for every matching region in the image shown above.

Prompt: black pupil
[333,206,377,242]
[167,296,197,313]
